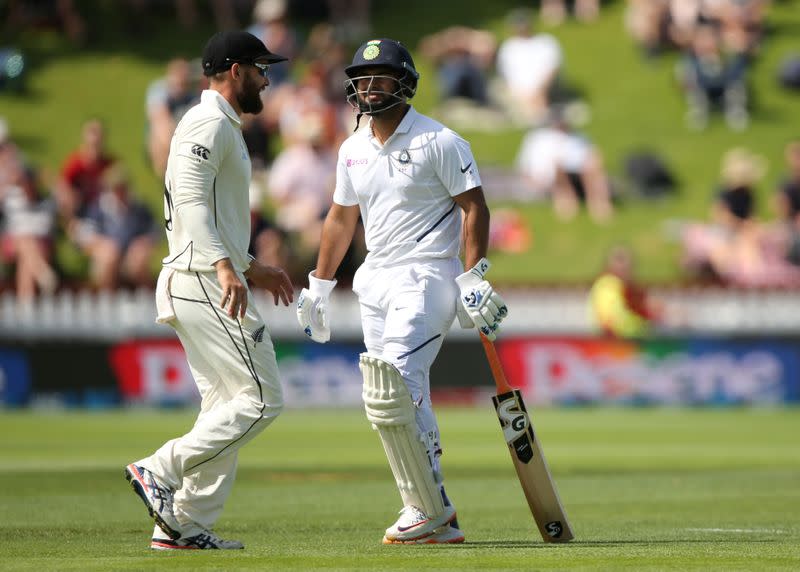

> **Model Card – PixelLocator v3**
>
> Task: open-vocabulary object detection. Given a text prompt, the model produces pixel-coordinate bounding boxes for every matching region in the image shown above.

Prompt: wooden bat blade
[493,389,574,542]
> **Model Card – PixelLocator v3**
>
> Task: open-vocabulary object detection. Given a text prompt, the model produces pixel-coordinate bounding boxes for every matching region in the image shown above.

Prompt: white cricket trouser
[139,269,283,536]
[353,257,461,476]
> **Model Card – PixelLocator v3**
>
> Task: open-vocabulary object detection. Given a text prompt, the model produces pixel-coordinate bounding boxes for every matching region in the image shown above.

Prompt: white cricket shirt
[333,106,482,266]
[162,90,253,273]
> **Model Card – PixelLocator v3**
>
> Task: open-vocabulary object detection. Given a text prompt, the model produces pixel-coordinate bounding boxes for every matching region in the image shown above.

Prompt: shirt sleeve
[170,116,231,265]
[430,128,482,197]
[332,146,359,206]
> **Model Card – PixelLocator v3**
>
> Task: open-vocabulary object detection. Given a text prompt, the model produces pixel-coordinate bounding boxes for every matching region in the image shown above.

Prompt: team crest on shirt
[391,148,412,172]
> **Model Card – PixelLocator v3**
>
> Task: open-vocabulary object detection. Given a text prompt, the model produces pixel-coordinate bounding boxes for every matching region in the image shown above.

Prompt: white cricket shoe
[124,463,181,540]
[383,523,465,545]
[151,525,244,550]
[383,504,458,543]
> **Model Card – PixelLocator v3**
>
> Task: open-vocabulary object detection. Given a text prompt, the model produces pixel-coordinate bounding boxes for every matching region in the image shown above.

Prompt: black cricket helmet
[344,38,419,115]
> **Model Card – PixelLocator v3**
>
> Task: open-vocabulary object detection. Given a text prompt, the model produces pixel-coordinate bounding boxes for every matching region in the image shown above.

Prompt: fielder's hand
[296,271,337,343]
[245,261,294,306]
[455,258,509,341]
[215,258,248,319]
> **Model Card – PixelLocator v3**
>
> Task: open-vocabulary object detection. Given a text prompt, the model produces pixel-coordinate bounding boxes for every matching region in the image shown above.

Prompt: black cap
[345,38,418,81]
[202,30,287,76]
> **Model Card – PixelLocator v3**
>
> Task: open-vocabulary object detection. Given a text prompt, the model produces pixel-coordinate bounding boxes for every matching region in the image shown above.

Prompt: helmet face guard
[344,68,417,115]
[344,39,419,117]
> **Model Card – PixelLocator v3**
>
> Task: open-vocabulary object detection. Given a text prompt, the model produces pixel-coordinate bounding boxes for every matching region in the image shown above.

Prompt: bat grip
[480,333,514,395]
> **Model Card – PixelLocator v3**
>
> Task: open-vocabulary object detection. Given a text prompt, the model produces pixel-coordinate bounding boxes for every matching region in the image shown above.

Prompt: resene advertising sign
[496,338,800,405]
[34,337,800,407]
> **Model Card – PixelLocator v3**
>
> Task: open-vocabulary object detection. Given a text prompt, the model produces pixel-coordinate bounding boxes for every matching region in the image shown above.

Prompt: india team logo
[363,40,380,60]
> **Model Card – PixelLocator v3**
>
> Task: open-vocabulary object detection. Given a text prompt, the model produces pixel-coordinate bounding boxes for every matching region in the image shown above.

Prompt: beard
[238,74,264,114]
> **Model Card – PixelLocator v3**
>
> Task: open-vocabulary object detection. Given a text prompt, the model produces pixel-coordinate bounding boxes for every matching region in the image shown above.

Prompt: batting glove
[296,271,337,343]
[454,258,509,341]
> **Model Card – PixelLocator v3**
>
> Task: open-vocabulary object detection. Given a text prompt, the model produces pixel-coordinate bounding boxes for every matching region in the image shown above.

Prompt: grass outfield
[0,407,798,570]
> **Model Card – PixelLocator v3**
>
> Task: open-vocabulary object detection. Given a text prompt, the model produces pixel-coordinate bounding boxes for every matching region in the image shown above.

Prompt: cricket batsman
[296,38,509,544]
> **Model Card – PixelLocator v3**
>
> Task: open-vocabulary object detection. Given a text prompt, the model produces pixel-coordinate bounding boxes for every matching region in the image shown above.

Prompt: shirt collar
[365,106,418,143]
[394,106,418,135]
[201,89,242,127]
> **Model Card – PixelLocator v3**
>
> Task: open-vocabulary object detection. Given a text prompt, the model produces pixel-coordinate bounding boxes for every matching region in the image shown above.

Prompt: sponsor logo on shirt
[191,144,210,160]
[346,158,369,167]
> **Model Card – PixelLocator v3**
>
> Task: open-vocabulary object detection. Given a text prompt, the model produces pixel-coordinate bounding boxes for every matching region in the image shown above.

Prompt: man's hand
[454,258,509,341]
[245,260,294,306]
[215,258,248,319]
[296,271,337,343]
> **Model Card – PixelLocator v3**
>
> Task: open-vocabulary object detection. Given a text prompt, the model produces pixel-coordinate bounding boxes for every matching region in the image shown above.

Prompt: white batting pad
[360,354,445,519]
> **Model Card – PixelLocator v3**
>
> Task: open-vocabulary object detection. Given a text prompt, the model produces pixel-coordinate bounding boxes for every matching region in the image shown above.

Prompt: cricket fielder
[124,31,293,550]
[296,38,509,544]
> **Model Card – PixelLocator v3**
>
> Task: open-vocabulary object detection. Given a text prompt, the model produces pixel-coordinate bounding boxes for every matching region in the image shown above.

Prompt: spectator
[248,182,291,277]
[303,22,349,104]
[495,8,564,125]
[55,118,115,222]
[267,110,336,267]
[625,0,672,58]
[4,0,86,44]
[541,0,602,26]
[667,0,703,51]
[0,118,25,191]
[589,245,663,338]
[515,106,613,222]
[326,0,371,43]
[681,147,768,284]
[247,0,298,87]
[145,58,202,177]
[0,164,58,299]
[678,22,750,131]
[71,163,157,290]
[766,141,800,267]
[702,0,770,56]
[418,26,496,106]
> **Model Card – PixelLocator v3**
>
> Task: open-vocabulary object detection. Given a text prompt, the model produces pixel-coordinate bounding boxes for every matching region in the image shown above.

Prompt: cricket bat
[481,333,574,542]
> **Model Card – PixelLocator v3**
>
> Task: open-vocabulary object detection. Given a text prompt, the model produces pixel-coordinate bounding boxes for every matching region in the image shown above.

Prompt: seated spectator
[55,118,115,222]
[495,8,564,125]
[681,147,771,284]
[267,111,336,264]
[0,118,25,191]
[541,0,601,25]
[701,0,769,56]
[678,22,750,131]
[248,181,290,275]
[145,58,202,177]
[625,0,672,58]
[762,141,800,268]
[418,26,496,106]
[0,164,58,299]
[71,164,157,290]
[667,0,703,51]
[515,106,613,222]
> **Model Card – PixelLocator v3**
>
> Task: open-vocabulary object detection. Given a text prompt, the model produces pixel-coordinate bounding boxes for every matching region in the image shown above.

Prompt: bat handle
[480,333,514,395]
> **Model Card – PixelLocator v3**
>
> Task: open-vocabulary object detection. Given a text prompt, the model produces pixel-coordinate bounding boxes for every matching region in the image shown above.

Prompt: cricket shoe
[383,523,465,545]
[383,504,457,543]
[151,525,244,550]
[124,463,181,540]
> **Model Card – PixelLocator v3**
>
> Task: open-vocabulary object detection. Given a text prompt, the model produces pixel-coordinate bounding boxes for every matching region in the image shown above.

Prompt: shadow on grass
[461,538,779,548]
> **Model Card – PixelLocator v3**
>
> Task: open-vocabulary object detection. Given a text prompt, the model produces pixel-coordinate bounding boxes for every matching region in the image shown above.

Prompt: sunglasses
[226,59,270,78]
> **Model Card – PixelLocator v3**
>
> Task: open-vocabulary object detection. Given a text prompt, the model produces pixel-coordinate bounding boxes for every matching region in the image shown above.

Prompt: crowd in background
[0,0,797,299]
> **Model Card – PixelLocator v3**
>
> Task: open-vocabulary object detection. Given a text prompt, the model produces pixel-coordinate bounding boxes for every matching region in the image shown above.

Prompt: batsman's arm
[314,202,361,280]
[453,186,490,270]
